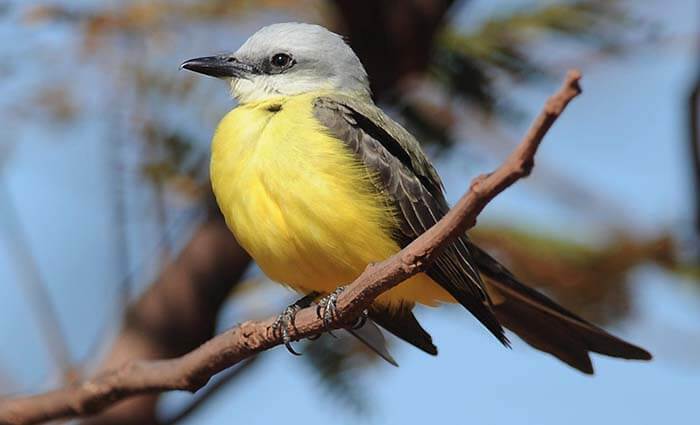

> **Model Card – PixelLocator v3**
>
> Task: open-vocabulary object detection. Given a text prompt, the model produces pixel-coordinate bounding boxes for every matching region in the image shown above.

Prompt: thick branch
[0,70,581,425]
[159,356,260,425]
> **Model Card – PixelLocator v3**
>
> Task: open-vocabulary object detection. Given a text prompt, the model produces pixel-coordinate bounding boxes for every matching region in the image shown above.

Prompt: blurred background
[1,0,699,424]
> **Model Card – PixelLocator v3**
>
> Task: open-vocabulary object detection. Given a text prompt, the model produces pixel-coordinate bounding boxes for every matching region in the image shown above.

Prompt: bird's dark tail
[470,243,652,374]
[369,304,438,355]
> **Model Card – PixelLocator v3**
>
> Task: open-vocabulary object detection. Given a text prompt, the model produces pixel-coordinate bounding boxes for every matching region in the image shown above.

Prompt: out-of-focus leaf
[23,0,323,40]
[27,86,78,124]
[472,225,679,324]
[435,0,632,88]
[405,0,642,148]
[141,126,192,181]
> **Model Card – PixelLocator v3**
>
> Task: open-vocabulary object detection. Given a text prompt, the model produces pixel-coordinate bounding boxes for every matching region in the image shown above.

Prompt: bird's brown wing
[313,95,508,348]
[313,95,651,373]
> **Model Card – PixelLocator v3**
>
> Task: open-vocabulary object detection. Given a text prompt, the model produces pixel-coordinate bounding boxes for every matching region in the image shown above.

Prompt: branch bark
[159,356,260,425]
[0,70,582,425]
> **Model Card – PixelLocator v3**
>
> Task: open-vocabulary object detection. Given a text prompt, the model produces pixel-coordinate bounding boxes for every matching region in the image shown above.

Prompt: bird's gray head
[181,23,370,103]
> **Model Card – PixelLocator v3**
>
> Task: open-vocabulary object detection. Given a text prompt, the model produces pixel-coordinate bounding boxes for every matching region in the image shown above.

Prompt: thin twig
[0,70,582,425]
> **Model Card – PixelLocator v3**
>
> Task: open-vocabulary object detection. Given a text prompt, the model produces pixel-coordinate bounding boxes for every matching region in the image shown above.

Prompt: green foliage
[471,225,680,324]
[141,127,193,184]
[432,0,632,117]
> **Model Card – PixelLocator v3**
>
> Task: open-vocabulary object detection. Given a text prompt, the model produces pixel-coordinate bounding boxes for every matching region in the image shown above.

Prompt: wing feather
[312,94,650,371]
[313,95,508,345]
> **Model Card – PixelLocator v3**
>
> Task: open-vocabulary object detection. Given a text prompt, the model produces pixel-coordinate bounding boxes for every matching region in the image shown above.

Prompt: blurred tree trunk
[83,200,250,425]
[331,0,458,98]
[83,1,462,423]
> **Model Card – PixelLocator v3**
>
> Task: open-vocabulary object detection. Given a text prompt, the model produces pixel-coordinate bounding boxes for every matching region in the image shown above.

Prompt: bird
[181,22,652,374]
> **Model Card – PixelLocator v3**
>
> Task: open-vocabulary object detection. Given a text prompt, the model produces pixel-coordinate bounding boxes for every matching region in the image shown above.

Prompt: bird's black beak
[180,55,256,79]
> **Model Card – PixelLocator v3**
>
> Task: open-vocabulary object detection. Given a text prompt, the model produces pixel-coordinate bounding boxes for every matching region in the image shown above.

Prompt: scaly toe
[272,304,302,355]
[316,286,347,337]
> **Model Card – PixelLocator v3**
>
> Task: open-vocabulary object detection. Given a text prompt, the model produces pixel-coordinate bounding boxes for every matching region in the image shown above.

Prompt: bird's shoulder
[312,94,445,200]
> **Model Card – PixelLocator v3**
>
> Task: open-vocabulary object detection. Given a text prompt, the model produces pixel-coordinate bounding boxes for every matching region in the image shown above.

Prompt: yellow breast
[210,92,453,308]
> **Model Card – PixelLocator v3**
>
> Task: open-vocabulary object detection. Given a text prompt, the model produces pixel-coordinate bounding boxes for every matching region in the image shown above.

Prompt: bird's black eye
[271,53,292,68]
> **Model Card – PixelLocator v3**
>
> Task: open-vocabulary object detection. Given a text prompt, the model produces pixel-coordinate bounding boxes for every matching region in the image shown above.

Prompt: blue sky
[1,1,699,424]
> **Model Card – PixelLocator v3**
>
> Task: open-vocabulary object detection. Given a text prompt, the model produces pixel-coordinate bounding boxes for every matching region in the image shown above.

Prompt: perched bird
[182,22,651,373]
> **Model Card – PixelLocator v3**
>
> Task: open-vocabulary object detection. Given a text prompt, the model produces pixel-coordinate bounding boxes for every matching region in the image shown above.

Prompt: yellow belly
[210,92,453,308]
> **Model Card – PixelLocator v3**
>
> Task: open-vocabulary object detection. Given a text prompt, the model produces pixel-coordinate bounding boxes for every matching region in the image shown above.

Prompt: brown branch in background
[75,32,254,423]
[12,3,463,422]
[79,199,250,425]
[0,70,582,425]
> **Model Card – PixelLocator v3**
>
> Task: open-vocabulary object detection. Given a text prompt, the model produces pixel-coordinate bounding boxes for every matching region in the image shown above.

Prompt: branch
[158,356,260,425]
[79,203,251,425]
[0,70,582,425]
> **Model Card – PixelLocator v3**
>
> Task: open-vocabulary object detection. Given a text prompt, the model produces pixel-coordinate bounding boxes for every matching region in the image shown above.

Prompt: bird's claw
[315,287,367,334]
[272,304,303,356]
[273,287,366,352]
[351,309,369,330]
[316,286,346,337]
[271,292,321,355]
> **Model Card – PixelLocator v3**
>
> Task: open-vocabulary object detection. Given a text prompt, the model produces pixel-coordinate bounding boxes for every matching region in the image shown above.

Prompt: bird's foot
[316,286,347,337]
[271,292,319,356]
[315,286,367,334]
[272,304,302,355]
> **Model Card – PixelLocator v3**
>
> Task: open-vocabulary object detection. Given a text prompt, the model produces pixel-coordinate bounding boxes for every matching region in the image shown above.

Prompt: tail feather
[427,239,510,346]
[346,320,399,366]
[492,295,594,373]
[369,304,438,355]
[470,243,652,373]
